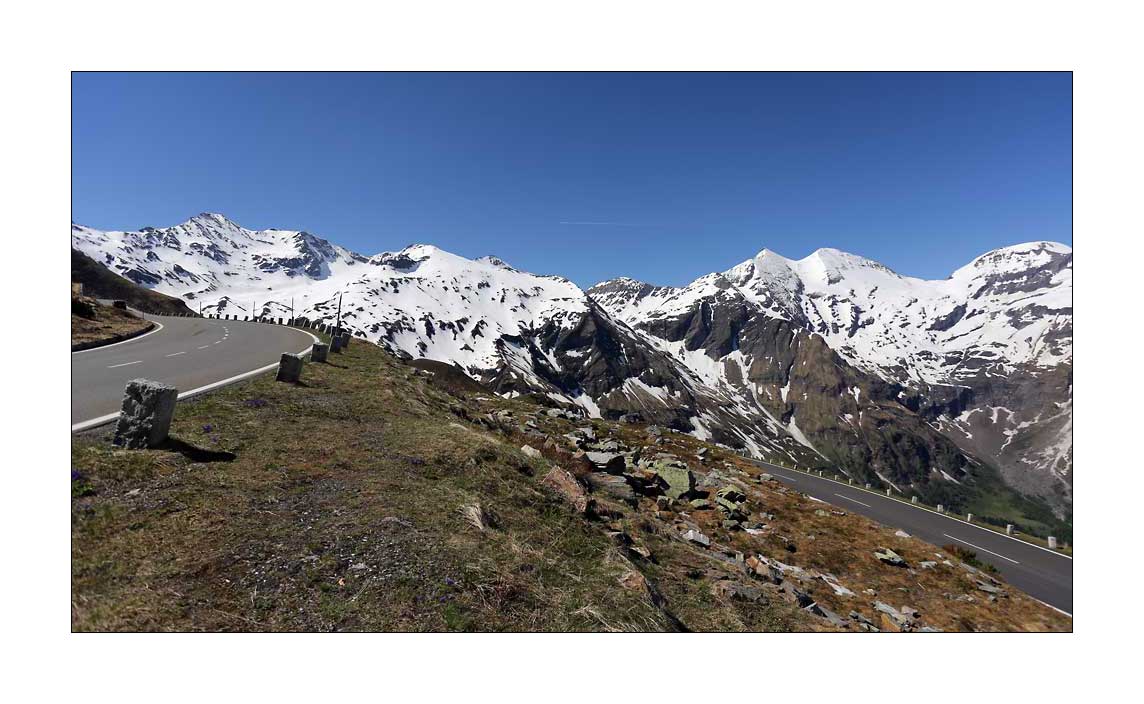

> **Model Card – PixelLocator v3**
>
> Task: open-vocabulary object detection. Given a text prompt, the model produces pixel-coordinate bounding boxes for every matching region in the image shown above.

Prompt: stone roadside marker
[276,353,304,383]
[311,342,329,363]
[113,379,178,449]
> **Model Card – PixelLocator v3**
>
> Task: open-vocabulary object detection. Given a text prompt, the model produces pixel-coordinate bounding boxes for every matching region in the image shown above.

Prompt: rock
[585,451,626,474]
[711,580,762,602]
[630,545,653,561]
[459,502,497,531]
[849,611,879,631]
[814,509,829,517]
[874,547,908,567]
[113,379,179,449]
[919,561,938,569]
[584,473,636,504]
[745,555,783,584]
[683,529,711,547]
[576,426,597,441]
[521,445,543,460]
[655,495,673,510]
[807,602,848,628]
[689,498,713,510]
[975,580,1004,595]
[894,530,911,538]
[541,467,593,515]
[780,581,814,608]
[818,573,855,597]
[649,461,694,500]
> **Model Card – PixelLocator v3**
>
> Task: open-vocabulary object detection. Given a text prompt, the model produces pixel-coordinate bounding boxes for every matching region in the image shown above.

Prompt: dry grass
[71,296,152,347]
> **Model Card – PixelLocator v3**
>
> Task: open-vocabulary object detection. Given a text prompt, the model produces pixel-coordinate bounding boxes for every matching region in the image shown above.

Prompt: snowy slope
[71,214,1072,516]
[591,242,1073,514]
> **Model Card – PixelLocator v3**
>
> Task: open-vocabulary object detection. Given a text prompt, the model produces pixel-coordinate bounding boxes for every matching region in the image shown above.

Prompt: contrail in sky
[558,221,647,227]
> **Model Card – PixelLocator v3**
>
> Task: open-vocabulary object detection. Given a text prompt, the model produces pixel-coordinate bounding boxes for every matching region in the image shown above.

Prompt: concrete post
[1048,536,1058,549]
[1006,524,1014,535]
[311,342,329,363]
[966,513,973,522]
[911,496,918,504]
[937,504,944,513]
[331,334,344,353]
[864,483,870,489]
[340,332,351,348]
[885,488,891,496]
[276,353,304,383]
[848,478,852,485]
[113,379,178,449]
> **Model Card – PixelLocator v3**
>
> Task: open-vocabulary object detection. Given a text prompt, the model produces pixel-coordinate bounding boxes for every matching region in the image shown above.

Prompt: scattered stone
[113,379,178,449]
[711,580,762,602]
[650,461,694,500]
[689,498,713,510]
[818,573,856,597]
[874,547,908,567]
[808,602,848,628]
[521,445,543,460]
[894,529,911,538]
[919,561,938,569]
[815,509,829,517]
[459,502,496,532]
[541,467,593,515]
[683,529,711,547]
[584,472,636,504]
[585,451,626,474]
[849,611,878,631]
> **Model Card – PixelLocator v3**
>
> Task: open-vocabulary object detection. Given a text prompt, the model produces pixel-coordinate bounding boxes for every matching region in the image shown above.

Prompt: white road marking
[198,345,211,350]
[72,327,321,433]
[755,461,1072,561]
[213,341,222,345]
[165,351,186,357]
[942,534,1020,564]
[835,493,872,508]
[107,360,143,368]
[73,319,165,354]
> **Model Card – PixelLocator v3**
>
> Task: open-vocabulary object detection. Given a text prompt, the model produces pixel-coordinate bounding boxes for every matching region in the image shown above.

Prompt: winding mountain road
[72,314,318,431]
[751,459,1073,615]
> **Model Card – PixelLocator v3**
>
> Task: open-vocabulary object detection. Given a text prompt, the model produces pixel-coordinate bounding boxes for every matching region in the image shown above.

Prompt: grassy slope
[71,248,195,316]
[72,337,1070,632]
[71,296,153,347]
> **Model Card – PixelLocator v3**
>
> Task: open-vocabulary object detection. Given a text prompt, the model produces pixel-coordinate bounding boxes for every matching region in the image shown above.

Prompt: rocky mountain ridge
[71,214,1072,525]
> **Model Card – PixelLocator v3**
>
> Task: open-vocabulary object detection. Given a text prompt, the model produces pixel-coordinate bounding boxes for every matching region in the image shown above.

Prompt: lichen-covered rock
[113,379,178,449]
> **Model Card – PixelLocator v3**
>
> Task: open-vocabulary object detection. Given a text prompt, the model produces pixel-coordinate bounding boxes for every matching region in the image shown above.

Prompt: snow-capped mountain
[590,242,1073,516]
[71,213,1072,519]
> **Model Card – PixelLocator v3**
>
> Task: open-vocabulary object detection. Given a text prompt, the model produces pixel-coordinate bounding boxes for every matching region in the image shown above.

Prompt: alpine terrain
[71,214,1073,531]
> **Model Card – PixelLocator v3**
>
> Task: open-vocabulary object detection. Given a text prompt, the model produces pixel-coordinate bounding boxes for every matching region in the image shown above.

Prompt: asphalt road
[751,460,1073,615]
[72,314,318,430]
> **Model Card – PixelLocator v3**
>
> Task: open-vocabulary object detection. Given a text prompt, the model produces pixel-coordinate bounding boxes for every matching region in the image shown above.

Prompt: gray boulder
[113,379,178,449]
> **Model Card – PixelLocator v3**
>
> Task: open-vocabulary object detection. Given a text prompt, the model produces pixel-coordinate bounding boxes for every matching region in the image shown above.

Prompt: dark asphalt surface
[751,459,1073,614]
[72,314,318,428]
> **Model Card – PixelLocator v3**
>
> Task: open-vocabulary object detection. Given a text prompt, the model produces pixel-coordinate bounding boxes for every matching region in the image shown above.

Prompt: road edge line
[71,319,166,355]
[71,326,322,433]
[753,460,1073,561]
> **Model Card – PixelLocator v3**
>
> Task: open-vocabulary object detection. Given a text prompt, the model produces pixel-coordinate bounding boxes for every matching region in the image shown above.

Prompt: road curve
[751,459,1073,615]
[72,314,318,429]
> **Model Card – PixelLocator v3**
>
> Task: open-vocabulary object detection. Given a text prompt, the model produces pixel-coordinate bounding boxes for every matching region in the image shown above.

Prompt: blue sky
[72,72,1071,287]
